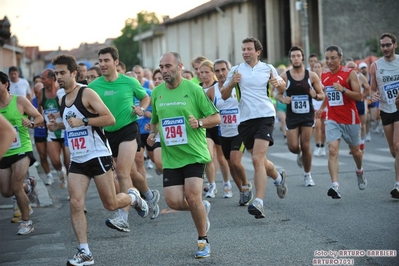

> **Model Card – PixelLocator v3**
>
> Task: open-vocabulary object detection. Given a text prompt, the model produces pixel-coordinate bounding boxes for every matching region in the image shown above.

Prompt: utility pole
[296,0,310,68]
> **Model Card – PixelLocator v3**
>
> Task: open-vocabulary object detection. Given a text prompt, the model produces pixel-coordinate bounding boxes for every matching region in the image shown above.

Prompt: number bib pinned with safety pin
[67,129,93,157]
[291,95,310,114]
[10,126,22,149]
[161,116,188,146]
[383,81,399,105]
[325,86,344,106]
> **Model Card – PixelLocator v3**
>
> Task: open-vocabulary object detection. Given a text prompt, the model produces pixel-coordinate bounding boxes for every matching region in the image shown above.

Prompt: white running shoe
[45,175,54,186]
[205,184,217,198]
[203,200,211,233]
[105,211,130,232]
[17,220,34,235]
[58,167,67,189]
[223,183,233,198]
[313,147,321,157]
[304,174,315,187]
[145,159,154,169]
[128,188,149,218]
[296,153,303,168]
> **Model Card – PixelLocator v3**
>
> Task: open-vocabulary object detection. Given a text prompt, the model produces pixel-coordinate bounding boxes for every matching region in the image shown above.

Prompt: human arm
[369,62,381,102]
[132,94,150,117]
[359,74,371,100]
[0,114,16,158]
[189,113,221,129]
[310,71,325,101]
[67,88,116,128]
[221,68,241,100]
[17,96,43,128]
[332,70,362,101]
[269,68,286,94]
[206,86,215,102]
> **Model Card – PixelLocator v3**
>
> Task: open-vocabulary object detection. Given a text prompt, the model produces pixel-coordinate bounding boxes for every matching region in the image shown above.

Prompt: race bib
[9,126,21,149]
[291,95,310,114]
[44,108,59,122]
[383,81,399,105]
[161,116,188,146]
[67,129,93,157]
[325,86,344,106]
[220,108,239,128]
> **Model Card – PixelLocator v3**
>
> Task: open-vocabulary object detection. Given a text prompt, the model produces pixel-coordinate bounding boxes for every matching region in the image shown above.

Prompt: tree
[113,11,161,71]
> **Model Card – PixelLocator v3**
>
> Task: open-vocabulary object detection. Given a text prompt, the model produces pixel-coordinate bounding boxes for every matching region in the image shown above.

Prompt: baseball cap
[359,62,367,69]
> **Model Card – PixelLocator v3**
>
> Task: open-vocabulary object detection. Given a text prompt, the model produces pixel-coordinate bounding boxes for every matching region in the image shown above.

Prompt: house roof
[164,0,246,25]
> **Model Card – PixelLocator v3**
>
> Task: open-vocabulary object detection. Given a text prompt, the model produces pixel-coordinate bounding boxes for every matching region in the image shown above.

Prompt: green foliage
[113,11,161,70]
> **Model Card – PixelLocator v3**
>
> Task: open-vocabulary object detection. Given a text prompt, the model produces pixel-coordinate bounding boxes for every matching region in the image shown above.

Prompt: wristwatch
[198,119,203,128]
[82,117,89,126]
[342,87,346,93]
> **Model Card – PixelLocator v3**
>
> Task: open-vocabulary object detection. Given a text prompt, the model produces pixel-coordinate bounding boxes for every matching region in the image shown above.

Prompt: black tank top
[285,69,314,118]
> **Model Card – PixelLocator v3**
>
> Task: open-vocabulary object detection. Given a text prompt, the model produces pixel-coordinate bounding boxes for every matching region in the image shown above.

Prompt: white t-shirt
[223,61,282,122]
[10,78,31,98]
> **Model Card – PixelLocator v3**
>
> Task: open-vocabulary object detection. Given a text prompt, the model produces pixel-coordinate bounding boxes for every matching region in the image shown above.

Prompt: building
[135,0,399,70]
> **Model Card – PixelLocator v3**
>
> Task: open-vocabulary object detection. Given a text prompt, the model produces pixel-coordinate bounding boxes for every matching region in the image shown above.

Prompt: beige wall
[140,1,258,70]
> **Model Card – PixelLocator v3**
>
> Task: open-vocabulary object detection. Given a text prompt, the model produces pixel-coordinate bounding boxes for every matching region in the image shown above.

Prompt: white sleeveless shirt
[214,83,240,137]
[375,55,399,113]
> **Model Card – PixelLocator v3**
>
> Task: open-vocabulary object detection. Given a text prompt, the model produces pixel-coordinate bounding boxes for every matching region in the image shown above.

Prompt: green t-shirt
[0,95,32,157]
[151,79,218,169]
[89,73,147,132]
[191,76,201,85]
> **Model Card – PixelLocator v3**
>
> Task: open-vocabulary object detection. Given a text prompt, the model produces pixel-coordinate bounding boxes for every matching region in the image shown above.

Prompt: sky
[0,0,209,51]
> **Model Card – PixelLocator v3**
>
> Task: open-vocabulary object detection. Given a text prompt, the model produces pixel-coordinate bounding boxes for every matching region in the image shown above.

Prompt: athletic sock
[79,243,90,255]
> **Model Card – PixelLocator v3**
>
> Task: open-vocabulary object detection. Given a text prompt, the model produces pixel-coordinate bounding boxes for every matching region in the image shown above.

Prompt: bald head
[34,82,44,94]
[345,61,357,69]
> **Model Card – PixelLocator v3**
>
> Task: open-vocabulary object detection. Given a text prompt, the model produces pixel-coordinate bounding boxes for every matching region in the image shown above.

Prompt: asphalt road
[0,123,398,266]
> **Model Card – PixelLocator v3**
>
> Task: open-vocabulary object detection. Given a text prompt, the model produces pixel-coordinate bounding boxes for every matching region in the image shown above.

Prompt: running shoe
[365,133,371,142]
[304,173,315,187]
[223,183,233,198]
[45,175,54,186]
[145,159,154,169]
[248,200,265,219]
[58,166,67,189]
[11,202,33,223]
[356,170,367,190]
[296,153,303,168]
[146,189,160,219]
[313,147,321,157]
[390,183,399,199]
[68,248,94,265]
[239,182,253,206]
[203,182,210,193]
[275,169,287,199]
[203,200,211,233]
[128,188,149,218]
[320,147,326,156]
[327,185,341,199]
[359,143,365,153]
[195,240,211,259]
[155,168,162,175]
[205,184,217,198]
[17,220,34,235]
[26,176,38,203]
[105,211,130,232]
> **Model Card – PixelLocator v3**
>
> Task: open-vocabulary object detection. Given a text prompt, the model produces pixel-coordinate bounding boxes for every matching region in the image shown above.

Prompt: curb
[29,165,53,207]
